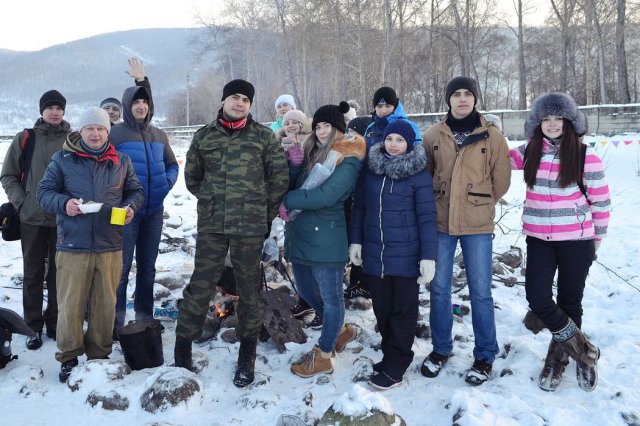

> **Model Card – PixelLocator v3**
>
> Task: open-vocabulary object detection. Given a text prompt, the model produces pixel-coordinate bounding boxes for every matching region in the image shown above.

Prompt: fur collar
[332,131,367,165]
[367,142,427,180]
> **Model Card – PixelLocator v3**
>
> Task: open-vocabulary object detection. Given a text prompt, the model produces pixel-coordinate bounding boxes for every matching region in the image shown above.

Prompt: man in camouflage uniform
[174,79,289,387]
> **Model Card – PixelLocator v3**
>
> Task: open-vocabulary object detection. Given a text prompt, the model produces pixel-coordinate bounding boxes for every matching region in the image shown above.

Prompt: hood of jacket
[63,132,120,164]
[121,86,153,127]
[367,141,427,180]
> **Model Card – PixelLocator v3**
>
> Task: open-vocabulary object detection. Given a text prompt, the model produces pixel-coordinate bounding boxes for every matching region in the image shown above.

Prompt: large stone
[319,408,406,426]
[67,360,131,392]
[495,246,524,268]
[140,368,203,413]
[87,390,130,411]
[318,384,406,426]
[154,271,186,290]
[260,290,307,353]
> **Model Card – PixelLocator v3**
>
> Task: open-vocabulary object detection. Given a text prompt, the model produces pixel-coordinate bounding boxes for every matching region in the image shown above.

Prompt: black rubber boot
[233,337,257,388]
[174,336,194,372]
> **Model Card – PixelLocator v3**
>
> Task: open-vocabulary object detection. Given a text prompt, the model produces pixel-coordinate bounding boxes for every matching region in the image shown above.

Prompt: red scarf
[218,116,248,130]
[75,143,120,165]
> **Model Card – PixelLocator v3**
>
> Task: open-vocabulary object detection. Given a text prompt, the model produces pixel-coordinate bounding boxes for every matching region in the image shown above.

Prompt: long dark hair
[524,119,582,189]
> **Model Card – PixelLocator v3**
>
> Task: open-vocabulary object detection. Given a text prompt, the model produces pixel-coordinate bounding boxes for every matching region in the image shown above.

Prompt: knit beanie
[274,94,296,110]
[372,86,398,108]
[221,79,255,103]
[445,76,478,108]
[100,97,122,110]
[283,109,308,126]
[347,115,373,137]
[383,119,416,150]
[78,107,111,132]
[312,101,351,132]
[132,87,150,102]
[525,92,587,138]
[39,90,66,115]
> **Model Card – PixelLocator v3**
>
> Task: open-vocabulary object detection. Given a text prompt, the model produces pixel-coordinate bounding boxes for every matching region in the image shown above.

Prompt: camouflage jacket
[185,118,289,236]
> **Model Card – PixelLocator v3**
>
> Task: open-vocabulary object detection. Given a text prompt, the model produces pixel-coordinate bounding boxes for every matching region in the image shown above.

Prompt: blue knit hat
[383,119,415,150]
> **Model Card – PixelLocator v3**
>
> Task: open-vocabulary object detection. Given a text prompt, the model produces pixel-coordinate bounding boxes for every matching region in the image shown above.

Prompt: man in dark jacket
[0,89,71,350]
[109,82,179,333]
[173,79,289,387]
[37,107,143,383]
[100,57,152,126]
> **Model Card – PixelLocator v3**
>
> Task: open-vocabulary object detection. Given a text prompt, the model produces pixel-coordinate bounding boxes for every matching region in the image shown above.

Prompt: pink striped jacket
[509,139,611,241]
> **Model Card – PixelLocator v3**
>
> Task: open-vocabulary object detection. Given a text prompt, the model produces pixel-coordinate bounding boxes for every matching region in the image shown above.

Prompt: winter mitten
[349,244,362,266]
[288,144,304,165]
[278,202,290,222]
[523,310,546,334]
[417,259,435,286]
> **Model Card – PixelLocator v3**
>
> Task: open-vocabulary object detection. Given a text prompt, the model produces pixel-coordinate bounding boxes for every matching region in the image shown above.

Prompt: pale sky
[0,0,223,51]
[1,0,549,52]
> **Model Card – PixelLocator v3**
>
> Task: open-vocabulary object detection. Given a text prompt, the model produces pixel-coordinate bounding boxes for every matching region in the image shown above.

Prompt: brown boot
[291,346,333,378]
[553,319,600,392]
[538,339,569,391]
[334,323,357,353]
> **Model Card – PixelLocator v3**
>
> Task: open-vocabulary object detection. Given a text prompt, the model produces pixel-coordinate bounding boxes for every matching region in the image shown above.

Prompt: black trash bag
[0,202,20,241]
[118,319,164,370]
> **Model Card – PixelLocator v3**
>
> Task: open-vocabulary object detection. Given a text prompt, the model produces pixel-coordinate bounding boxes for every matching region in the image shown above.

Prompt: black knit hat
[525,92,587,138]
[132,87,150,102]
[445,76,478,107]
[221,79,255,103]
[39,90,66,115]
[372,86,398,108]
[347,115,373,137]
[312,101,351,132]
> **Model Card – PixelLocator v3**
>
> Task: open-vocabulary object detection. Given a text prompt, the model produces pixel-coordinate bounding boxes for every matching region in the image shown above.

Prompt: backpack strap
[577,144,588,201]
[18,129,35,189]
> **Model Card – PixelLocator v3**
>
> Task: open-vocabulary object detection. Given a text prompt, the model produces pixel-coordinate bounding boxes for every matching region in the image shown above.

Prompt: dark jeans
[20,223,57,333]
[525,236,596,331]
[115,210,163,329]
[367,274,419,378]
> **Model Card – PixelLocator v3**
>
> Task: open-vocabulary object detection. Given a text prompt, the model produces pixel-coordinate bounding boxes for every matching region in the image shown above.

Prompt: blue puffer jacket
[36,132,144,253]
[109,86,179,216]
[364,101,423,149]
[350,142,437,278]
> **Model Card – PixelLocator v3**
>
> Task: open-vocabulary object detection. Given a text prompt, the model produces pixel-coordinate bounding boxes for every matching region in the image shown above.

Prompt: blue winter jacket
[36,132,144,253]
[350,142,437,278]
[109,86,179,216]
[364,101,423,149]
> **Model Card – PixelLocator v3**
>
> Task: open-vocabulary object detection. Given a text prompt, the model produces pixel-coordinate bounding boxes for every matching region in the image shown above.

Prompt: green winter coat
[0,118,72,226]
[283,132,366,268]
[185,117,289,236]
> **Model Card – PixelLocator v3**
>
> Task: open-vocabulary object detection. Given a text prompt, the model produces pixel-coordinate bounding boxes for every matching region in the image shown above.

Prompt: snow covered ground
[0,134,639,425]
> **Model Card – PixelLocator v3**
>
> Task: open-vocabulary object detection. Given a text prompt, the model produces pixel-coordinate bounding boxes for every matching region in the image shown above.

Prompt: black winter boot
[233,337,257,388]
[538,339,569,391]
[174,336,194,372]
[552,318,600,392]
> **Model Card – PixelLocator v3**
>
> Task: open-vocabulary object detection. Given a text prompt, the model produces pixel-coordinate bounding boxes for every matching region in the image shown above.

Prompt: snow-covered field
[0,134,638,425]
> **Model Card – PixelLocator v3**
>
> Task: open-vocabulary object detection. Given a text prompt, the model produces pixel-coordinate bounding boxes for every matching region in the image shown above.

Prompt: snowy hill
[0,135,639,425]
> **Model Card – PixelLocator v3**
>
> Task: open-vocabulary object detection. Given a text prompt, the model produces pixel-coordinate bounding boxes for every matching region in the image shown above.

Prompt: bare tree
[617,0,632,102]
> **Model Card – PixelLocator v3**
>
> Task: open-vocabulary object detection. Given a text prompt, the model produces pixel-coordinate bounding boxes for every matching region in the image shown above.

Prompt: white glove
[349,244,363,266]
[417,259,436,286]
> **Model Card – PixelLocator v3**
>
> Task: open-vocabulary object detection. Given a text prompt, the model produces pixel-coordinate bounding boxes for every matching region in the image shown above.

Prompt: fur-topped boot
[552,318,600,392]
[538,339,569,391]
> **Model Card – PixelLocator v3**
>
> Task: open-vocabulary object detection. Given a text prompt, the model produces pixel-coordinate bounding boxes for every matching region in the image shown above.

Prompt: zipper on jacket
[141,129,151,213]
[378,176,386,278]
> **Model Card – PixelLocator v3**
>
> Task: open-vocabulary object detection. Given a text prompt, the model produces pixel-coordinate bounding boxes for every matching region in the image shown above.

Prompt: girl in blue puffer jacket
[350,119,437,390]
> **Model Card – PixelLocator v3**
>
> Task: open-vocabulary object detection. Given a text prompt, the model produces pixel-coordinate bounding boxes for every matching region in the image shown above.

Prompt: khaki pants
[55,251,122,363]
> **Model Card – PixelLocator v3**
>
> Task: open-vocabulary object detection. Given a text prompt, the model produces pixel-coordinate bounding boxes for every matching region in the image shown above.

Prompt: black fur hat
[525,92,587,138]
[312,101,351,132]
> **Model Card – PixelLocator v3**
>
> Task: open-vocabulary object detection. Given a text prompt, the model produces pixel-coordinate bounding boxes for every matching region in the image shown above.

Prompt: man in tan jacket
[420,76,511,385]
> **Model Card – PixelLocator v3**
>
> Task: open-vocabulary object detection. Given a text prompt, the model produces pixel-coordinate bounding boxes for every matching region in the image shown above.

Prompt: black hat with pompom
[312,101,351,132]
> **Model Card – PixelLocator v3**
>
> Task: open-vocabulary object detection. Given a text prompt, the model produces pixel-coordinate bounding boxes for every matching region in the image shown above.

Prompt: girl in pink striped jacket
[509,92,611,393]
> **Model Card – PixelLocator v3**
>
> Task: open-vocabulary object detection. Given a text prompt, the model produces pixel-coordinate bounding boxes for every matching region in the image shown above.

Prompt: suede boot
[552,318,600,392]
[233,337,257,388]
[538,339,569,391]
[174,336,194,372]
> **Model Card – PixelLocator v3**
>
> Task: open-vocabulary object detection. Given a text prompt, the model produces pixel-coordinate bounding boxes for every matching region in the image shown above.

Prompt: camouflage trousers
[176,233,264,340]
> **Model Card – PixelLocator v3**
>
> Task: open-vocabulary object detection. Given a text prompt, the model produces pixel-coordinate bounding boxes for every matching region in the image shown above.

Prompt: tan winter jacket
[423,114,511,235]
